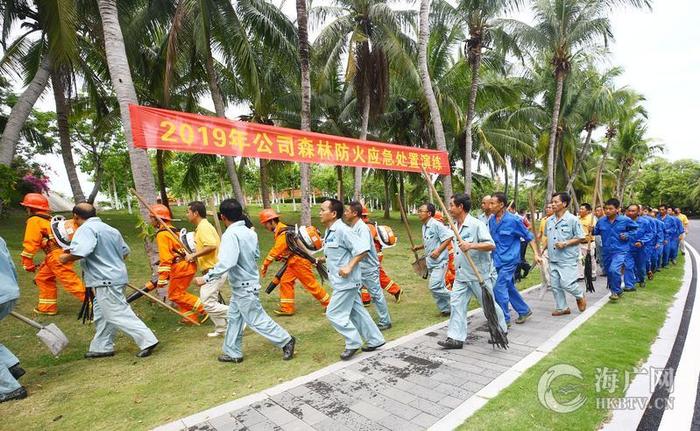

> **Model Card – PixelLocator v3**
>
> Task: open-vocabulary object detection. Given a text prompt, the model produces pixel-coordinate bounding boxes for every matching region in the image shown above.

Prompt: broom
[421,168,508,349]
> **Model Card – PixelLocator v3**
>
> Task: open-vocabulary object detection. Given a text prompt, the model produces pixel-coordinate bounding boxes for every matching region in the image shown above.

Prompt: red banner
[129,105,450,175]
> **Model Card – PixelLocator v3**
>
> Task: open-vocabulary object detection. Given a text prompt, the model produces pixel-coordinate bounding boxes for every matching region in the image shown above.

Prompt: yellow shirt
[194,219,220,271]
[538,216,549,249]
[679,213,689,229]
[579,214,596,242]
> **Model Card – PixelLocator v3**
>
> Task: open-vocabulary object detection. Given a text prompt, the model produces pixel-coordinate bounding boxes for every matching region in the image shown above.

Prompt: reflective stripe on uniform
[38,299,57,304]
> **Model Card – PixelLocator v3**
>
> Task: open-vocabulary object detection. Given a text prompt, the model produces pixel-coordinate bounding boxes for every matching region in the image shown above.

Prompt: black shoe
[136,342,159,358]
[515,310,533,324]
[218,354,243,363]
[8,364,25,380]
[84,351,115,359]
[0,387,27,403]
[282,336,296,361]
[340,348,359,361]
[362,342,386,352]
[440,311,451,317]
[623,287,637,292]
[437,337,463,349]
[378,323,392,331]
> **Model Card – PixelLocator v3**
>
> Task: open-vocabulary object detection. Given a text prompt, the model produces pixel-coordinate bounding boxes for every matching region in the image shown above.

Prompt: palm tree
[417,0,452,199]
[96,0,158,218]
[506,0,612,201]
[311,0,414,200]
[296,0,313,224]
[453,0,523,194]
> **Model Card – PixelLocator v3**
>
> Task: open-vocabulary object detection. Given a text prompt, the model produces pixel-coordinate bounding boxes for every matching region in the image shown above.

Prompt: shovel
[10,311,69,356]
[396,192,428,279]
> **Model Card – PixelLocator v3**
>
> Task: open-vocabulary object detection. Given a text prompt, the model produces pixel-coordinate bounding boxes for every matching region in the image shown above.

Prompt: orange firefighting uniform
[361,222,403,304]
[21,212,85,314]
[263,222,330,314]
[155,227,206,323]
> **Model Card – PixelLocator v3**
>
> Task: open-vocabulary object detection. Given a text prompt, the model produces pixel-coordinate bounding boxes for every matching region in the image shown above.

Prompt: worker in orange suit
[259,209,330,316]
[19,193,85,315]
[150,204,206,325]
[360,207,403,303]
[434,212,456,291]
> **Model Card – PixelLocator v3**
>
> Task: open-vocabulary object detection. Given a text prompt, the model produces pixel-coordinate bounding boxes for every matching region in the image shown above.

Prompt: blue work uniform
[668,216,684,262]
[653,217,666,270]
[593,215,638,295]
[204,221,291,359]
[545,212,586,310]
[630,216,654,286]
[70,217,158,353]
[422,217,453,313]
[353,220,391,327]
[489,212,533,322]
[0,237,22,395]
[323,219,384,349]
[659,214,675,267]
[643,215,658,273]
[447,215,506,342]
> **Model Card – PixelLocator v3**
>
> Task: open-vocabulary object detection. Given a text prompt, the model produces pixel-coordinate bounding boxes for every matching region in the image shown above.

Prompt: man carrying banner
[195,199,295,363]
[413,203,453,316]
[19,193,85,315]
[59,203,159,358]
[150,204,207,325]
[318,199,385,360]
[345,202,392,330]
[184,201,229,337]
[259,209,330,316]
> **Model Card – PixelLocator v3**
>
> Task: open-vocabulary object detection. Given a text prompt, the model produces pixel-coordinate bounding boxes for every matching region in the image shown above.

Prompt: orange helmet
[297,225,323,251]
[151,204,173,221]
[434,211,444,222]
[361,206,369,217]
[20,193,50,211]
[259,208,280,224]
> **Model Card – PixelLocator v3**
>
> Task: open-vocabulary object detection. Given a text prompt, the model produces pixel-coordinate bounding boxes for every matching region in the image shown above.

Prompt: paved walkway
[156,277,610,431]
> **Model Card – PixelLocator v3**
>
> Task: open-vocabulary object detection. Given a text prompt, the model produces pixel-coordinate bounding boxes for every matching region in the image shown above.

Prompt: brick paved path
[157,278,609,431]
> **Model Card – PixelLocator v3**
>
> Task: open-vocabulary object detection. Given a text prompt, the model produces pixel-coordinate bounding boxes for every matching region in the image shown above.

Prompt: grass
[459,255,686,430]
[0,204,545,430]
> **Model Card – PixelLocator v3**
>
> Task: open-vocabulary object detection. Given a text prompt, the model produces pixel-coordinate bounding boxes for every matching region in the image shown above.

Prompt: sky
[22,0,700,196]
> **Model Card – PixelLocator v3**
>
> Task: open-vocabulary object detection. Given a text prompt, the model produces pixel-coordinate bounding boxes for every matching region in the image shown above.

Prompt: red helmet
[259,208,280,224]
[361,206,369,217]
[20,193,50,211]
[434,211,444,222]
[151,204,173,221]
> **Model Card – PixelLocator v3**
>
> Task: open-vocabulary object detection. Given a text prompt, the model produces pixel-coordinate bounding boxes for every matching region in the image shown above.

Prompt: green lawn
[460,255,686,430]
[0,205,546,430]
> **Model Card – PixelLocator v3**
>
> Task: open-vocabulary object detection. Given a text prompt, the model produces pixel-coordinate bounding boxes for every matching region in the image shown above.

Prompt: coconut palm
[296,0,313,224]
[311,0,414,200]
[505,0,613,201]
[96,0,158,218]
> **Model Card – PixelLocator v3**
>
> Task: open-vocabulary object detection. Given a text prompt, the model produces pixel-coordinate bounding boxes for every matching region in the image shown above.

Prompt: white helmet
[179,228,196,254]
[376,224,397,248]
[50,215,77,250]
[296,225,323,253]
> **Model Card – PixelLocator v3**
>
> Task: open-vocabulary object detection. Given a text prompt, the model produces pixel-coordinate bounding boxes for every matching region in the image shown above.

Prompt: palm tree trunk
[504,163,509,197]
[204,46,246,207]
[336,166,344,201]
[260,159,271,208]
[565,126,594,193]
[97,0,158,218]
[296,0,312,224]
[594,135,614,208]
[354,92,370,201]
[514,163,519,210]
[546,71,565,202]
[51,68,85,203]
[383,170,391,218]
[0,54,52,166]
[87,161,102,204]
[155,150,169,207]
[418,0,453,200]
[398,171,405,221]
[464,50,481,196]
